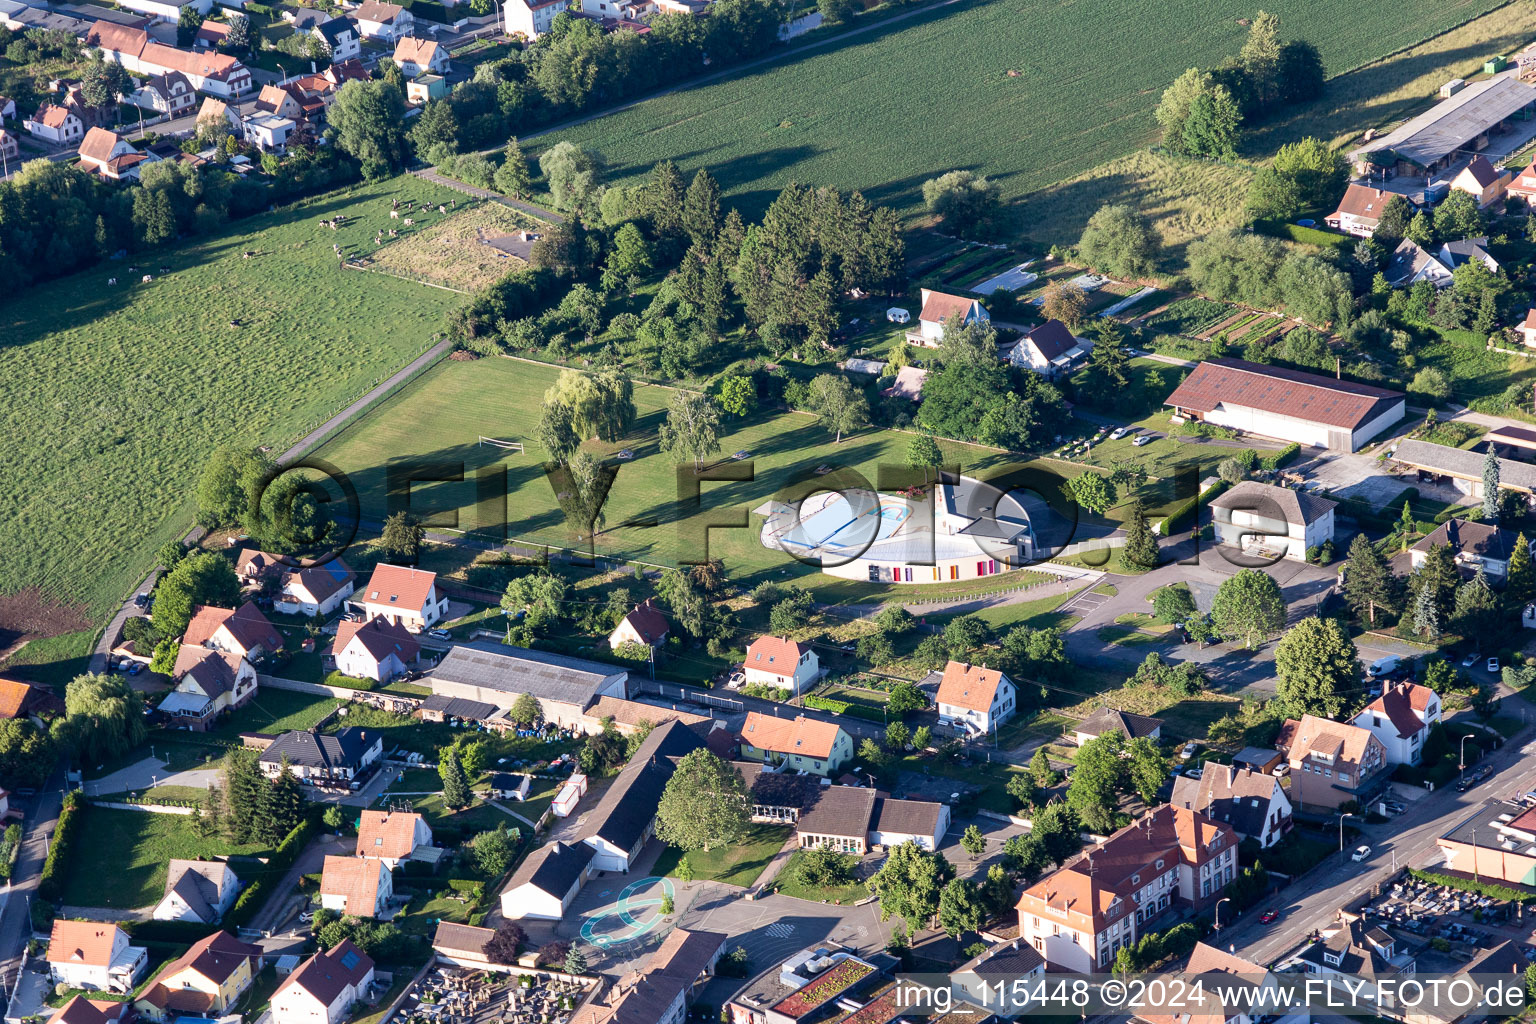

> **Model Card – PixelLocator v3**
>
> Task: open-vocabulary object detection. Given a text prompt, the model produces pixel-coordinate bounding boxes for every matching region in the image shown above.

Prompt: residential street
[0,767,67,994]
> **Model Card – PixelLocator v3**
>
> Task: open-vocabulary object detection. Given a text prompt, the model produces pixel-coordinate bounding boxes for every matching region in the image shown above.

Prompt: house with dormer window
[1277,715,1389,812]
[1295,918,1414,1002]
[737,712,851,776]
[356,564,448,631]
[935,661,1016,736]
[1350,680,1440,766]
[742,636,819,695]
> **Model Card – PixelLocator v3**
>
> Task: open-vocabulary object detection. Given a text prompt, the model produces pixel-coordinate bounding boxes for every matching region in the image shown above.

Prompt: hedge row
[1408,868,1534,903]
[803,696,850,714]
[1263,442,1301,471]
[324,671,375,691]
[1160,479,1229,536]
[37,791,84,904]
[225,813,320,928]
[123,919,221,944]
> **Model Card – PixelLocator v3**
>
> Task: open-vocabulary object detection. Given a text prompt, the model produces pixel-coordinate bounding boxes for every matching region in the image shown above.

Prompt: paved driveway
[83,757,220,797]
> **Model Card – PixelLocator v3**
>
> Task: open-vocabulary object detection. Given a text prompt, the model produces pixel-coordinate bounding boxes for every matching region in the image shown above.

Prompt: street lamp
[1215,896,1232,932]
[1338,811,1354,852]
[1459,735,1472,776]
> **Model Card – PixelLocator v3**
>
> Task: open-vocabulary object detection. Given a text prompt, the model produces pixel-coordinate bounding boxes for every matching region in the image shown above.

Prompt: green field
[534,0,1511,220]
[0,176,462,623]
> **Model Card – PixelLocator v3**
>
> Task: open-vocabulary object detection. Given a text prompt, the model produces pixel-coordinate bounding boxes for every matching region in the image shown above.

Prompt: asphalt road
[0,768,67,993]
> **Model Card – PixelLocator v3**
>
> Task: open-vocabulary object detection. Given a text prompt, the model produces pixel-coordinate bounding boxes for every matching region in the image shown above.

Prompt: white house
[391,36,448,76]
[152,860,242,924]
[1171,763,1294,849]
[243,111,295,152]
[503,0,565,38]
[87,23,252,98]
[868,798,950,852]
[1350,681,1441,766]
[275,561,356,618]
[312,17,360,62]
[1409,519,1527,580]
[1519,309,1536,349]
[936,660,1016,736]
[351,0,414,41]
[911,288,988,346]
[77,127,153,181]
[182,601,283,660]
[333,617,420,683]
[1004,319,1085,377]
[1385,238,1454,289]
[127,71,196,116]
[738,712,852,776]
[742,635,819,695]
[357,563,449,630]
[117,0,212,23]
[270,940,375,1024]
[158,645,258,732]
[1072,707,1163,747]
[257,727,382,784]
[1208,481,1337,562]
[500,840,593,920]
[23,104,82,145]
[319,856,392,918]
[354,810,432,869]
[47,922,147,994]
[1325,183,1400,238]
[607,598,669,651]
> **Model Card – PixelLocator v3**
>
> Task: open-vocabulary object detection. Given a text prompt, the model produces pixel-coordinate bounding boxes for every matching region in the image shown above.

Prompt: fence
[344,259,472,294]
[257,675,423,713]
[643,682,743,714]
[92,801,194,816]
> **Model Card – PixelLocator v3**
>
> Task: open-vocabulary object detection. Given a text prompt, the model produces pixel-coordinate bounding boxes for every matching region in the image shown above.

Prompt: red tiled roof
[77,126,123,166]
[35,105,72,129]
[355,810,426,860]
[918,288,978,325]
[617,598,669,645]
[1328,183,1394,223]
[48,921,123,968]
[1165,358,1404,430]
[739,712,841,759]
[362,564,437,614]
[319,856,385,915]
[937,661,1005,712]
[334,616,419,666]
[1361,681,1435,738]
[392,36,439,64]
[745,635,806,673]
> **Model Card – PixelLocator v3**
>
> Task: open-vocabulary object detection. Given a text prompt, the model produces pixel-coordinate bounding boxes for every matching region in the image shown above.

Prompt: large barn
[1164,359,1406,452]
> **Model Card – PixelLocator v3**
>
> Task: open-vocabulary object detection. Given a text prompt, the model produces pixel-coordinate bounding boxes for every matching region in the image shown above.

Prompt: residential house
[158,646,257,731]
[794,784,877,854]
[1519,308,1536,348]
[357,563,449,630]
[128,70,196,115]
[1385,238,1454,288]
[0,96,15,121]
[487,772,531,800]
[276,561,356,618]
[1016,805,1239,971]
[1509,158,1536,201]
[1171,763,1293,849]
[254,83,304,119]
[324,59,370,87]
[333,617,420,683]
[935,661,1017,736]
[1410,518,1529,579]
[0,678,62,721]
[580,696,710,737]
[428,642,628,731]
[257,727,383,784]
[1276,715,1389,811]
[194,19,229,46]
[951,940,1045,1010]
[197,96,241,136]
[1450,154,1511,207]
[1072,707,1163,747]
[0,128,17,167]
[1137,943,1284,1024]
[352,0,414,40]
[578,719,706,871]
[1003,319,1085,377]
[405,74,447,105]
[311,17,360,61]
[118,0,213,23]
[270,940,375,1024]
[737,713,851,776]
[1294,917,1414,1002]
[1350,680,1441,766]
[608,598,669,651]
[568,929,726,1024]
[47,921,148,994]
[1325,183,1400,237]
[182,601,283,660]
[23,104,82,145]
[133,930,263,1021]
[319,856,392,918]
[243,111,295,152]
[910,289,988,346]
[152,860,242,923]
[503,0,565,38]
[392,36,447,76]
[742,635,819,695]
[87,23,252,97]
[1208,480,1338,562]
[354,810,432,869]
[234,547,288,584]
[500,840,595,920]
[1439,236,1500,274]
[47,997,131,1024]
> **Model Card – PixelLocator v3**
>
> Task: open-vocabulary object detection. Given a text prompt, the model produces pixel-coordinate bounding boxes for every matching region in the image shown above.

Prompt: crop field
[368,201,544,292]
[534,0,1513,222]
[0,176,462,625]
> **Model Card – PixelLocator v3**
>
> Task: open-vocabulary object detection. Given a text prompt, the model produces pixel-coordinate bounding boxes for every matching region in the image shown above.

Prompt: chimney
[1382,678,1390,697]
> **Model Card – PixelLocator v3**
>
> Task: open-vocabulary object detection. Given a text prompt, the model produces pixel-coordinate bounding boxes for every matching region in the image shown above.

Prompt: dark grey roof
[796,785,876,839]
[738,764,818,810]
[964,939,1045,976]
[430,642,626,706]
[1394,438,1536,492]
[1209,480,1338,527]
[1352,77,1536,168]
[164,869,215,922]
[418,694,499,721]
[506,840,593,898]
[1385,239,1449,285]
[1441,236,1494,267]
[578,720,705,852]
[1076,707,1163,740]
[487,772,529,791]
[1411,517,1523,562]
[313,16,354,45]
[262,727,377,770]
[1171,763,1284,840]
[1023,319,1076,361]
[871,797,943,838]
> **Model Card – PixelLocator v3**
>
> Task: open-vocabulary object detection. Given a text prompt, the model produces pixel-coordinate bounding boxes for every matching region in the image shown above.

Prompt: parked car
[1109,426,1131,440]
[126,662,143,675]
[133,592,149,608]
[1180,741,1198,760]
[427,628,452,640]
[1462,651,1481,668]
[1133,435,1153,447]
[1271,764,1290,777]
[1488,656,1501,674]
[1352,845,1372,862]
[1260,908,1280,924]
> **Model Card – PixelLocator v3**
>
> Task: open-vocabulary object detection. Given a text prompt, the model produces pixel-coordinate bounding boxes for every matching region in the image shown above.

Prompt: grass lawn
[210,690,343,739]
[993,711,1073,751]
[96,784,208,804]
[771,851,869,905]
[61,806,271,909]
[407,792,519,834]
[652,824,789,888]
[1156,696,1243,742]
[395,887,483,935]
[530,0,1509,228]
[0,630,96,688]
[970,588,1079,631]
[1097,624,1170,647]
[370,201,543,291]
[1,175,463,623]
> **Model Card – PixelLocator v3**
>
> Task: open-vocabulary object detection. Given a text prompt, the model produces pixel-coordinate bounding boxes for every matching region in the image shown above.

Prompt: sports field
[536,0,1512,219]
[0,176,462,622]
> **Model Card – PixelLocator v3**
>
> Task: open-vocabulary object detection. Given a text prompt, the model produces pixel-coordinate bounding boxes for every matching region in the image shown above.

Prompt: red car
[1260,909,1280,924]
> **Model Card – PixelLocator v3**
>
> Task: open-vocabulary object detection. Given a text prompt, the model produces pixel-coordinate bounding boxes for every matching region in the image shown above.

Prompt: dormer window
[1324,951,1343,968]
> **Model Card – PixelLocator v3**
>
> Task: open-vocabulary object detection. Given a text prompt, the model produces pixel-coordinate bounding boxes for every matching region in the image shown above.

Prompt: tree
[0,719,54,789]
[264,762,305,842]
[472,826,520,877]
[1066,734,1124,835]
[176,4,204,45]
[886,680,926,718]
[1041,281,1089,329]
[960,824,986,859]
[660,391,723,471]
[1409,543,1459,638]
[655,750,748,851]
[937,877,987,937]
[905,434,945,482]
[536,401,580,466]
[542,141,602,212]
[1211,569,1285,648]
[1453,566,1501,638]
[1273,616,1358,719]
[1182,84,1242,158]
[1068,472,1116,515]
[921,170,1003,238]
[1030,748,1059,787]
[1239,9,1282,107]
[1082,319,1132,404]
[1005,772,1035,809]
[1342,533,1397,627]
[438,747,470,809]
[804,374,870,443]
[80,54,129,110]
[606,222,652,286]
[501,570,567,631]
[1408,367,1451,405]
[818,0,858,24]
[380,511,424,563]
[1271,137,1348,211]
[224,11,250,51]
[1078,204,1159,280]
[1509,533,1536,608]
[716,375,756,418]
[912,725,932,751]
[682,169,722,247]
[220,748,268,843]
[327,79,409,179]
[1151,585,1197,625]
[564,946,588,975]
[152,552,240,640]
[886,721,911,750]
[509,693,542,726]
[150,638,180,675]
[1125,736,1165,805]
[1435,189,1485,241]
[1120,500,1158,569]
[868,840,954,931]
[1156,68,1215,153]
[196,447,274,528]
[675,855,693,885]
[323,804,345,832]
[1484,447,1501,521]
[484,926,525,966]
[494,138,532,198]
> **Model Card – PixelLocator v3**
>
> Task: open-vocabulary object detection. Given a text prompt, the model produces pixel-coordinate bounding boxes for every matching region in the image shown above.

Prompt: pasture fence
[343,258,472,294]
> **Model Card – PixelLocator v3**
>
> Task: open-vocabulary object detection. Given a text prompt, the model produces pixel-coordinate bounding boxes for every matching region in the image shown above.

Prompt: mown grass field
[535,0,1513,222]
[369,201,542,292]
[0,177,462,622]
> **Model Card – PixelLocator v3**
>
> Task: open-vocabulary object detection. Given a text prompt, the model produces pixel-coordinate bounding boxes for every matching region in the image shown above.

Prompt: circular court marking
[579,876,675,948]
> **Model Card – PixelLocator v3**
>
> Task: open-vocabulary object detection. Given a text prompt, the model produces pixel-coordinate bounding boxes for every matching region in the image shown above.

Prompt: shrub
[323,672,375,691]
[1409,868,1533,903]
[37,791,83,903]
[1160,479,1228,536]
[803,695,850,714]
[1260,442,1301,471]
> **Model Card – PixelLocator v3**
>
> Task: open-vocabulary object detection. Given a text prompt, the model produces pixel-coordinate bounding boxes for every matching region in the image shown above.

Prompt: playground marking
[579,877,675,948]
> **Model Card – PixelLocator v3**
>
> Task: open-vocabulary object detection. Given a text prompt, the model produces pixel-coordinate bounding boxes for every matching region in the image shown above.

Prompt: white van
[1367,655,1400,679]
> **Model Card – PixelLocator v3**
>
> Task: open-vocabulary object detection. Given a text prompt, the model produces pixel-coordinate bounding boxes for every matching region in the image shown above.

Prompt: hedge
[803,696,850,714]
[37,791,84,904]
[124,920,221,943]
[1408,868,1534,903]
[1159,479,1229,536]
[225,813,320,928]
[1261,442,1301,471]
[323,671,375,691]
